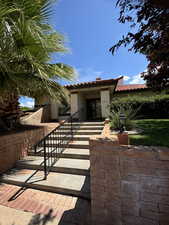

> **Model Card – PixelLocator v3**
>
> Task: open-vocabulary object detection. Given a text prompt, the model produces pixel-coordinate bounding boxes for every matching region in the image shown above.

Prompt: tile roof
[116,84,147,92]
[65,76,123,90]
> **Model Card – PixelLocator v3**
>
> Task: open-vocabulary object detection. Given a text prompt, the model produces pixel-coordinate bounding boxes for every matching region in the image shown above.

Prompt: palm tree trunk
[0,93,21,130]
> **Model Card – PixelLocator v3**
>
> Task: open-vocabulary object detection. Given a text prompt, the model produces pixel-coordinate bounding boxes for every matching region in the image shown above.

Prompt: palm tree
[0,0,75,130]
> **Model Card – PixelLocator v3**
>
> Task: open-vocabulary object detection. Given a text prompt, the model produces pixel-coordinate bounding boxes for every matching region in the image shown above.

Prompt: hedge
[110,94,169,119]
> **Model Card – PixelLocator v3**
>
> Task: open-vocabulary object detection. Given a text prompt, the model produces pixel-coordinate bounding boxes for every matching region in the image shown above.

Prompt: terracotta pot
[117,132,129,145]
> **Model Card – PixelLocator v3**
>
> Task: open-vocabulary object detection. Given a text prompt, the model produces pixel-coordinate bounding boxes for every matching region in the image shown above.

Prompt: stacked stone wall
[0,124,55,173]
[90,135,169,225]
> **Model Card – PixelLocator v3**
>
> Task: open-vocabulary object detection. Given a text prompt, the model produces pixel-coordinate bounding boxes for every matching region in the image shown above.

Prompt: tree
[0,0,75,130]
[110,0,169,90]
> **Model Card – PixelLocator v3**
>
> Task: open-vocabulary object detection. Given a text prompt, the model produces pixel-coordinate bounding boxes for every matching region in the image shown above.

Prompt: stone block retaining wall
[21,105,51,125]
[0,124,56,174]
[90,135,169,225]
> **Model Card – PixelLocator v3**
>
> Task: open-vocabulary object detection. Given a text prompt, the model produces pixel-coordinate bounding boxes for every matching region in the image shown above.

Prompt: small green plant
[109,103,139,131]
[20,106,32,111]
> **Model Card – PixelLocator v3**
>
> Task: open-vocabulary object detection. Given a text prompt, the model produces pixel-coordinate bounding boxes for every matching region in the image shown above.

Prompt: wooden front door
[86,99,101,121]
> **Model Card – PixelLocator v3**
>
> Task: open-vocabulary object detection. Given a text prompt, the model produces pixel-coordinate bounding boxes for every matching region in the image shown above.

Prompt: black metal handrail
[34,109,82,179]
[58,105,70,116]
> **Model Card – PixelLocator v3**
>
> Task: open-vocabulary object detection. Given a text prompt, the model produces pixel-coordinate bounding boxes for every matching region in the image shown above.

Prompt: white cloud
[20,101,34,108]
[75,68,104,83]
[74,68,80,78]
[65,67,146,86]
[129,73,145,84]
[123,76,130,81]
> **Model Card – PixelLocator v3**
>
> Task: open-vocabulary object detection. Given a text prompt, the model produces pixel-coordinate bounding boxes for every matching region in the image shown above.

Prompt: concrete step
[29,148,90,160]
[62,140,89,149]
[59,126,103,130]
[16,156,90,176]
[64,122,104,126]
[60,148,90,159]
[54,130,102,135]
[44,140,89,149]
[49,134,92,141]
[1,169,90,199]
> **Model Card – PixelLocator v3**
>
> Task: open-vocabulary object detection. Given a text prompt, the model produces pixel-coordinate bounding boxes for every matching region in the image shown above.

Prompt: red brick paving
[0,183,91,225]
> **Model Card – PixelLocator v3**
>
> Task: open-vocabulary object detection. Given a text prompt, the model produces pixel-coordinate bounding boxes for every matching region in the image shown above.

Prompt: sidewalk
[0,205,59,225]
[0,184,91,225]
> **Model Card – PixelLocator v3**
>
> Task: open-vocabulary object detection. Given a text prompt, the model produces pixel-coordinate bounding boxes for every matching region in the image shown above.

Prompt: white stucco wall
[101,89,110,118]
[84,92,100,99]
[70,89,111,120]
[78,93,86,121]
[51,101,59,120]
[35,96,50,106]
[71,93,79,119]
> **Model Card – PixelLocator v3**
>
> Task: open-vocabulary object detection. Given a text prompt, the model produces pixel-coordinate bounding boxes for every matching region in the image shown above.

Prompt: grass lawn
[129,119,169,147]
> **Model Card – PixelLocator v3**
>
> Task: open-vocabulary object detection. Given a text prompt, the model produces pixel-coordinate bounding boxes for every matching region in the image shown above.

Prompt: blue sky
[20,0,147,108]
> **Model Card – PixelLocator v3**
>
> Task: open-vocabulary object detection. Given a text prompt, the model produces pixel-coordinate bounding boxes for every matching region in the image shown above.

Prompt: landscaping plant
[111,94,169,119]
[0,0,75,130]
[109,102,139,131]
[111,0,169,91]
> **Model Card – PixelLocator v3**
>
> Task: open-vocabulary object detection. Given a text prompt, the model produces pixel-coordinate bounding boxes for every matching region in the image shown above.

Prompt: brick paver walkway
[0,184,91,225]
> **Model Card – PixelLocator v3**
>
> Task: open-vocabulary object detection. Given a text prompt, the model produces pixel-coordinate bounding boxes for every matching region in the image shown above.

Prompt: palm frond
[0,0,75,102]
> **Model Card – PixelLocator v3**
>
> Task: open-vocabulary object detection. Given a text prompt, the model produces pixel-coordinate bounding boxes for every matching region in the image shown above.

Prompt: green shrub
[20,106,32,111]
[110,94,169,119]
[109,103,138,131]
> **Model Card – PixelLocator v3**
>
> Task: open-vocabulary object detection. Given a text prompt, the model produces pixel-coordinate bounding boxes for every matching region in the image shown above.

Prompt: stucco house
[35,76,149,122]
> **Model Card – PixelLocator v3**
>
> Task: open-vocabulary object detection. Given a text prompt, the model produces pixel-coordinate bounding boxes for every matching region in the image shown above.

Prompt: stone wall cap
[89,135,119,144]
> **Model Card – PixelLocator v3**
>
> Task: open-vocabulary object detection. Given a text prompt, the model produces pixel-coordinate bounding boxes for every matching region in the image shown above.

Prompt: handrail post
[70,115,73,141]
[44,139,47,180]
[33,108,84,180]
[34,145,37,154]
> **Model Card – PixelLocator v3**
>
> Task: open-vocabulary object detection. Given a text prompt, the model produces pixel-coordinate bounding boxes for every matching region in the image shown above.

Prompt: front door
[86,99,102,121]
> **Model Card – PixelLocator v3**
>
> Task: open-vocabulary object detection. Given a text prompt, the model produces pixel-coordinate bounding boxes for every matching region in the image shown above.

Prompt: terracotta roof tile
[65,76,123,90]
[116,84,147,92]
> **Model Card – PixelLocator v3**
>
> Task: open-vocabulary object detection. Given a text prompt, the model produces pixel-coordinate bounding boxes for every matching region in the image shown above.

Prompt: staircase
[1,122,104,199]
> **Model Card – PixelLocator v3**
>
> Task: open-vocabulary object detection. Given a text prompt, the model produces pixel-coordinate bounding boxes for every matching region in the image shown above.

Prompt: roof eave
[65,76,123,90]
